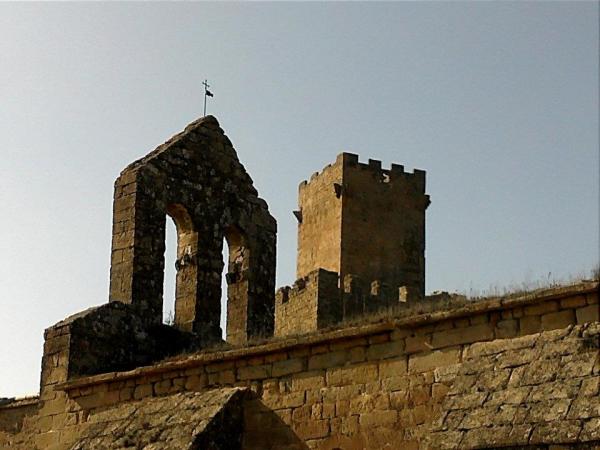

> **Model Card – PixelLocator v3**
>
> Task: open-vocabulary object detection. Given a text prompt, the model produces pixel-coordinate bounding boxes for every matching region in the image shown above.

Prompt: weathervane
[203,79,214,116]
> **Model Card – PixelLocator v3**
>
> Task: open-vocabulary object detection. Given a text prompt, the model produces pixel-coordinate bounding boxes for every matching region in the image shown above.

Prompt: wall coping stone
[0,397,39,410]
[56,281,598,393]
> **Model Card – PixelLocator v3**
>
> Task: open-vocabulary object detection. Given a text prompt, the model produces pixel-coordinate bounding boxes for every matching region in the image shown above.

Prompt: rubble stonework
[1,117,598,450]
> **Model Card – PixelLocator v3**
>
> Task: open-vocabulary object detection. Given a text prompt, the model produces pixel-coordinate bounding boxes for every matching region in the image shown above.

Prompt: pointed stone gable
[70,388,249,450]
[109,116,277,345]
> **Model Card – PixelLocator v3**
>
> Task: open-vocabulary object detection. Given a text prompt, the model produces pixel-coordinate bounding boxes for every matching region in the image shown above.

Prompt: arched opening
[165,204,198,331]
[224,225,250,344]
[220,238,229,338]
[163,217,177,324]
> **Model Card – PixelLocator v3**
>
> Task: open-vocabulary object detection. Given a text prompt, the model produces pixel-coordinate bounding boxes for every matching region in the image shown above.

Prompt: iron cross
[203,80,214,116]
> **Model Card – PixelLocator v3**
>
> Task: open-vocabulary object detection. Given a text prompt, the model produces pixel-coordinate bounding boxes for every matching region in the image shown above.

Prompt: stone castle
[1,116,598,450]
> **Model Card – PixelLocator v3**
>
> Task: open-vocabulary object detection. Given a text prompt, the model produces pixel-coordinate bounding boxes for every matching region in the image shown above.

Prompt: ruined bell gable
[109,116,277,345]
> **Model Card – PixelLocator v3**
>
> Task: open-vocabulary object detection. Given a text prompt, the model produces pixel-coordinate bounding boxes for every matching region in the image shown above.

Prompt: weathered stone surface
[71,388,249,449]
[433,322,599,449]
[577,304,600,324]
[408,348,461,373]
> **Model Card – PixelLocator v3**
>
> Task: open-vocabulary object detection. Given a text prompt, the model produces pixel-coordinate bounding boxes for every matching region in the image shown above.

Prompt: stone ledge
[0,397,39,410]
[56,281,598,393]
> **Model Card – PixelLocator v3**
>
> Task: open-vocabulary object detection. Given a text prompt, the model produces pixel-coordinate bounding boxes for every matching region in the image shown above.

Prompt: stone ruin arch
[109,116,277,345]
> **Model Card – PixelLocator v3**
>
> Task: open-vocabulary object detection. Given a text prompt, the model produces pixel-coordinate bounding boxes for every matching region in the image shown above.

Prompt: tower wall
[296,158,344,279]
[295,152,429,299]
[340,155,429,296]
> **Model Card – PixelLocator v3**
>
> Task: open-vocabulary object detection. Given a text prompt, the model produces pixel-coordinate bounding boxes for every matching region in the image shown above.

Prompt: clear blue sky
[1,2,598,397]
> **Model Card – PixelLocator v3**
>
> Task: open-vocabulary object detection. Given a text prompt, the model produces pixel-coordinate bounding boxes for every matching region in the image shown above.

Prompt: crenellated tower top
[295,152,430,297]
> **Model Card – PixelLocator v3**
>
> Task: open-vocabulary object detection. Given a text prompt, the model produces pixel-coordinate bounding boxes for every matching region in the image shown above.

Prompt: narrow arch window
[220,238,230,338]
[166,204,199,332]
[163,216,177,324]
[224,225,250,344]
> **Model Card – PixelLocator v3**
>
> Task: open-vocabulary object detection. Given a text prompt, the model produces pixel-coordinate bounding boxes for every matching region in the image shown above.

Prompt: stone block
[495,319,518,338]
[580,376,599,397]
[431,382,450,401]
[308,351,347,370]
[206,361,235,373]
[431,324,494,349]
[527,399,571,423]
[379,358,408,379]
[294,419,330,440]
[464,425,519,448]
[560,295,587,309]
[434,363,461,383]
[409,385,431,405]
[580,417,600,441]
[263,391,305,410]
[405,335,432,354]
[487,386,531,406]
[359,410,397,427]
[348,346,366,363]
[291,372,326,392]
[427,430,464,450]
[366,340,404,360]
[237,364,271,381]
[153,379,172,395]
[446,392,487,410]
[321,385,362,403]
[381,376,410,392]
[576,304,599,324]
[497,348,538,368]
[326,363,377,386]
[529,420,582,444]
[408,348,461,374]
[524,301,559,316]
[558,355,596,379]
[34,431,60,449]
[447,374,477,395]
[133,383,153,400]
[567,395,600,419]
[184,374,207,391]
[520,315,541,335]
[541,310,575,331]
[272,358,304,377]
[529,380,580,402]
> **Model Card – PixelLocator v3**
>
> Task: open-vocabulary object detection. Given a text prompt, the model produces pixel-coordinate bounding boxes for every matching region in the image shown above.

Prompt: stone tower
[296,152,430,297]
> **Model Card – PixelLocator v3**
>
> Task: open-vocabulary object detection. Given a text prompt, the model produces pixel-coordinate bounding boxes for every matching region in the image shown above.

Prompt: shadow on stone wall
[243,396,308,450]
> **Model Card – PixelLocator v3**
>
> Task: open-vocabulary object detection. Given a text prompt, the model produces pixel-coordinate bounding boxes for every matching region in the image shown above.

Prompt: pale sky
[1,2,598,397]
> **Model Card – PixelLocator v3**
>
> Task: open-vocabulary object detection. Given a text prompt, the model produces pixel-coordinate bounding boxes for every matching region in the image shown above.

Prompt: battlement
[275,269,340,336]
[274,269,427,337]
[298,152,426,193]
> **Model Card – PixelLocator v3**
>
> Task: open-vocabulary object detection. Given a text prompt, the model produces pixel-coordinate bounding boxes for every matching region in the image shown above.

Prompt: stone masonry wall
[340,155,430,297]
[296,157,344,279]
[0,398,38,434]
[2,282,596,450]
[275,269,341,337]
[276,267,567,338]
